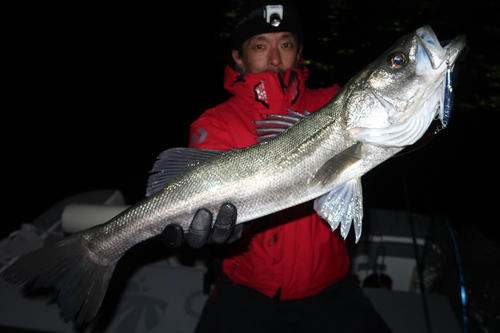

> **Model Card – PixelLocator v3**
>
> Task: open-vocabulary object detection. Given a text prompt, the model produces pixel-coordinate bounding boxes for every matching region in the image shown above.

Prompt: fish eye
[388,52,407,69]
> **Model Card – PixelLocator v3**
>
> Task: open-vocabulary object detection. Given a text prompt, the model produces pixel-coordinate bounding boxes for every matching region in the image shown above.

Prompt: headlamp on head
[265,5,283,27]
[231,1,303,51]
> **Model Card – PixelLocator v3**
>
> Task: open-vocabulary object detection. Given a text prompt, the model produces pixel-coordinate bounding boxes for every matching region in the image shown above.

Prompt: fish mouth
[416,26,467,130]
[416,25,466,71]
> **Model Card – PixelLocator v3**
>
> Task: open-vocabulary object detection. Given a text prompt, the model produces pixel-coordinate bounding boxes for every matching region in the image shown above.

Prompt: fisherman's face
[232,32,302,74]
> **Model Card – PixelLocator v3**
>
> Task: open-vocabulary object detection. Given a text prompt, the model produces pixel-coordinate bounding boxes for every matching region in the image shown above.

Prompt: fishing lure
[441,53,454,129]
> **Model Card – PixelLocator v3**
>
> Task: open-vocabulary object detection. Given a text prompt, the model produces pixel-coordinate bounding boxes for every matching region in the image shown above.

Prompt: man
[163,1,392,332]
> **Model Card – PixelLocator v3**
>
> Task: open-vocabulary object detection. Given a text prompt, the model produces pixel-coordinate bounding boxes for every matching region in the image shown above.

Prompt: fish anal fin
[314,178,363,243]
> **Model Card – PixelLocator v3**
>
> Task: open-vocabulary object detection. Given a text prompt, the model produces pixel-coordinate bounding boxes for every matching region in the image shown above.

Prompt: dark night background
[1,0,500,331]
[2,2,499,250]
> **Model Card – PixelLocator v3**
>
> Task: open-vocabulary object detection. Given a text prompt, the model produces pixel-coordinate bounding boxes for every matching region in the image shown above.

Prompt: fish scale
[86,105,347,263]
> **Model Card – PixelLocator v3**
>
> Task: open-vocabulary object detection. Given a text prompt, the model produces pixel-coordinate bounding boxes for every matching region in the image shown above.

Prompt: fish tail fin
[2,234,115,325]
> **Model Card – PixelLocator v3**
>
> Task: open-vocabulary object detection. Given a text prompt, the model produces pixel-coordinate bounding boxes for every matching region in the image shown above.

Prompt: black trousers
[194,274,392,333]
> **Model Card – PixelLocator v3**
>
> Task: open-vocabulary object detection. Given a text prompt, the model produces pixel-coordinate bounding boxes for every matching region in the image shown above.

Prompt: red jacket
[188,65,349,300]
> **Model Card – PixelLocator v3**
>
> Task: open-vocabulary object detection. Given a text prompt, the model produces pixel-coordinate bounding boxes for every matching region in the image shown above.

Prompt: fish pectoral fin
[310,143,364,187]
[314,178,363,242]
[146,148,226,197]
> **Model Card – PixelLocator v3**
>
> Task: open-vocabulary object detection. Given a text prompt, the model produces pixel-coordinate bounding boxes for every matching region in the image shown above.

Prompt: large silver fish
[3,25,466,324]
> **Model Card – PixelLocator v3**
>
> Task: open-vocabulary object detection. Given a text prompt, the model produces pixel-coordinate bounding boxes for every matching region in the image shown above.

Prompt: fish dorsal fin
[146,148,225,197]
[310,143,364,187]
[253,109,311,143]
[314,178,363,243]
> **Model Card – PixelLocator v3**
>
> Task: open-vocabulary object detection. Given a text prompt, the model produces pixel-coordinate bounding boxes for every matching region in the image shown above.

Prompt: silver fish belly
[2,25,466,325]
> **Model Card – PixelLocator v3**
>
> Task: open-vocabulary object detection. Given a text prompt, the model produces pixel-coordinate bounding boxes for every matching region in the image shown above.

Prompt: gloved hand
[160,203,241,249]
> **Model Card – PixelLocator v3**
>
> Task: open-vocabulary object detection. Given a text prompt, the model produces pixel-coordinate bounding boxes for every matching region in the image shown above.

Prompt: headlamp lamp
[236,4,284,29]
[265,5,283,27]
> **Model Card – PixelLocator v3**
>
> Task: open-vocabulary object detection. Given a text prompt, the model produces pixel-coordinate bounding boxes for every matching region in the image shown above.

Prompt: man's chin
[248,66,296,74]
[263,67,288,74]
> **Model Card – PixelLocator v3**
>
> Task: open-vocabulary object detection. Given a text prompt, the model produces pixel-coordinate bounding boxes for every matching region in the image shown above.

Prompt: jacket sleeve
[188,108,236,151]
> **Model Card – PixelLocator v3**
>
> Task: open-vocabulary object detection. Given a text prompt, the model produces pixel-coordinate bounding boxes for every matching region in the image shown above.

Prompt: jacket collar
[223,63,309,115]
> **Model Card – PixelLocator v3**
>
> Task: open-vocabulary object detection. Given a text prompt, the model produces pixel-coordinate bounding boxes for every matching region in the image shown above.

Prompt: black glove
[160,203,239,249]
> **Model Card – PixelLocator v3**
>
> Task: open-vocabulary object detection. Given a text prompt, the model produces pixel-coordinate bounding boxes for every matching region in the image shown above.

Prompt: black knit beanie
[231,0,303,50]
